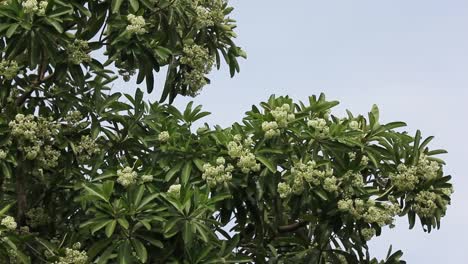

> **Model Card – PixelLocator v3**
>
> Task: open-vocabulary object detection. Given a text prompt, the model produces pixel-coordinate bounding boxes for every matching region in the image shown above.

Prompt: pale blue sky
[121,0,468,262]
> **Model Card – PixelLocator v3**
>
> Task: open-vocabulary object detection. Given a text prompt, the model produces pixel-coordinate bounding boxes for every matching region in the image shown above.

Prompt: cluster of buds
[116,166,138,187]
[180,44,214,95]
[277,182,292,198]
[361,227,375,241]
[64,110,83,124]
[141,174,153,183]
[348,120,361,131]
[338,199,400,227]
[202,157,234,187]
[307,118,329,137]
[340,171,365,196]
[38,145,60,169]
[192,0,225,28]
[289,160,335,194]
[167,184,181,196]
[227,135,261,173]
[412,190,450,218]
[9,114,61,169]
[0,149,7,160]
[390,155,441,192]
[0,59,19,80]
[53,243,88,264]
[261,121,280,139]
[22,0,48,15]
[1,216,17,230]
[158,131,170,143]
[126,14,147,35]
[26,207,50,228]
[75,135,100,162]
[67,40,91,65]
[270,104,295,127]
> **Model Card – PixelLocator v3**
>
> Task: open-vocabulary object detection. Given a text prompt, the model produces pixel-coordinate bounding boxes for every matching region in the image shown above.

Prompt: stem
[278,221,308,233]
[15,56,48,107]
[15,157,27,225]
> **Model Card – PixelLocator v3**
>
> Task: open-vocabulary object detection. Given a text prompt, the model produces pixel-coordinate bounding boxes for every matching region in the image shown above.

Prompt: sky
[118,0,468,262]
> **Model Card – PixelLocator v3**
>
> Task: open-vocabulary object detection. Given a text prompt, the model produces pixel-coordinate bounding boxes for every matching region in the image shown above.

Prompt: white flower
[216,157,225,165]
[0,149,7,159]
[141,174,153,183]
[0,60,19,80]
[54,247,88,264]
[277,182,291,198]
[349,120,360,130]
[158,131,170,142]
[168,184,181,195]
[117,166,137,187]
[126,14,147,35]
[1,216,17,230]
[22,0,38,13]
[262,121,280,138]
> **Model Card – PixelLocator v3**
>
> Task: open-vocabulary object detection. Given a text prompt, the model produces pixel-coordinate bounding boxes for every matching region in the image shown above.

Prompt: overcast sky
[121,0,468,262]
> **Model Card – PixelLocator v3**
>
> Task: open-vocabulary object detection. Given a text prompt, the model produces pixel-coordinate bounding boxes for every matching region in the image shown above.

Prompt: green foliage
[0,1,453,263]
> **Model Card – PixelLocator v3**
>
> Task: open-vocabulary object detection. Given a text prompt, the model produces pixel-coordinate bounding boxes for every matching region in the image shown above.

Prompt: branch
[278,221,308,233]
[15,60,49,107]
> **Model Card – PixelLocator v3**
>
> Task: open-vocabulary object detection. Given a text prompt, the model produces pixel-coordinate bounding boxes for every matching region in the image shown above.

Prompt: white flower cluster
[413,190,448,218]
[22,0,48,15]
[141,174,153,183]
[307,118,329,137]
[390,155,440,192]
[117,166,137,187]
[277,182,292,198]
[0,60,19,80]
[261,121,280,139]
[54,246,88,264]
[26,207,49,228]
[340,171,365,196]
[180,44,214,95]
[361,227,375,241]
[64,110,82,124]
[338,199,400,227]
[158,131,170,142]
[289,161,335,194]
[37,145,60,169]
[126,14,147,35]
[270,104,295,127]
[0,149,7,160]
[9,114,61,169]
[1,216,17,230]
[202,157,234,187]
[227,135,261,173]
[348,120,360,131]
[167,184,181,196]
[67,40,91,65]
[192,0,225,28]
[75,135,99,162]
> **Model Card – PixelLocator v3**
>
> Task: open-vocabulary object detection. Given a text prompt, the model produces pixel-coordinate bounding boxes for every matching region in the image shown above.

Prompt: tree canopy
[0,0,453,263]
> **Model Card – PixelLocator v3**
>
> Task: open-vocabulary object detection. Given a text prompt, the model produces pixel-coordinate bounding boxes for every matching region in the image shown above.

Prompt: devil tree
[0,0,453,263]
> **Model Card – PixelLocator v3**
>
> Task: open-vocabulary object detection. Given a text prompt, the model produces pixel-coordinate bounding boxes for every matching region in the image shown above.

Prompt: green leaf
[91,219,113,234]
[118,218,130,230]
[111,0,124,13]
[165,162,183,182]
[132,239,148,263]
[105,220,117,237]
[129,0,140,11]
[181,161,192,185]
[118,241,132,264]
[6,23,19,38]
[83,183,109,202]
[256,155,276,173]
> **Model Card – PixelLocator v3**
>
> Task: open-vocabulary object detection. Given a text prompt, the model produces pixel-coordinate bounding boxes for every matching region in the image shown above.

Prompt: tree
[0,0,453,263]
